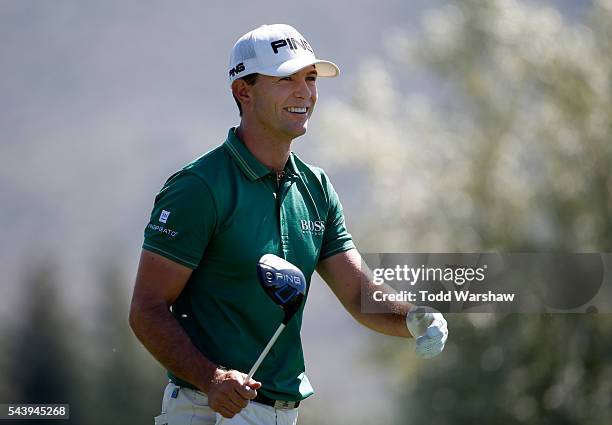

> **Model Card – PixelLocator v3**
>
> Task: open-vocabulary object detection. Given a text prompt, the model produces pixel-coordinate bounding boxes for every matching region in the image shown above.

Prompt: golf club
[217,254,306,423]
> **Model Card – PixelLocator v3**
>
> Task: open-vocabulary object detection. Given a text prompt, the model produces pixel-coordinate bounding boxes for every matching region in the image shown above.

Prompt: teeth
[287,107,307,114]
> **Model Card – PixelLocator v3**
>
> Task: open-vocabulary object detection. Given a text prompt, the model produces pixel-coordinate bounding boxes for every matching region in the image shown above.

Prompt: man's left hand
[406,307,448,359]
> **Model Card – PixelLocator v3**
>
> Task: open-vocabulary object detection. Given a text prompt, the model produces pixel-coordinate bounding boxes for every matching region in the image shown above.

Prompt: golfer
[129,24,448,425]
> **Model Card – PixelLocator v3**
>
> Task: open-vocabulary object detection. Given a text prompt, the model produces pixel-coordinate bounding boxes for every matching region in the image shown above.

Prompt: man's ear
[232,79,253,109]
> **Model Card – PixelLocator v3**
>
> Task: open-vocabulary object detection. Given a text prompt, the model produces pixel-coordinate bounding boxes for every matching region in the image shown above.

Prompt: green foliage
[85,261,167,425]
[317,0,612,253]
[391,314,612,425]
[0,258,166,424]
[1,261,80,425]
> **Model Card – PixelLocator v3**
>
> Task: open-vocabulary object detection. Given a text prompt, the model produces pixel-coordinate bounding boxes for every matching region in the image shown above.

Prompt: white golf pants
[154,382,299,425]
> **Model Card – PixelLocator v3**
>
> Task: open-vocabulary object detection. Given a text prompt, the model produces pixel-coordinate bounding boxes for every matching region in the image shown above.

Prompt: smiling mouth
[284,107,309,114]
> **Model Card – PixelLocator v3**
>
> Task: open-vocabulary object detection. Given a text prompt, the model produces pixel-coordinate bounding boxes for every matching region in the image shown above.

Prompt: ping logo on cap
[270,38,314,54]
[229,62,245,78]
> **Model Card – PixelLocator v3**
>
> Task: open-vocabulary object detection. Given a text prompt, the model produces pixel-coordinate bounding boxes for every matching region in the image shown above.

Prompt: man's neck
[235,122,292,173]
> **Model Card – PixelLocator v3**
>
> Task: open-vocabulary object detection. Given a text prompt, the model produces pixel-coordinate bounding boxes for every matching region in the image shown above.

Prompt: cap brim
[259,56,340,78]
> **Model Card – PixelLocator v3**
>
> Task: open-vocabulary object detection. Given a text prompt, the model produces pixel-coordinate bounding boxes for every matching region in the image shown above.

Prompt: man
[129,24,448,425]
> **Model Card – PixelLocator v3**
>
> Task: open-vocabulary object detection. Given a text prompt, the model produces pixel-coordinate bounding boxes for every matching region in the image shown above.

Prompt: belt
[253,393,300,409]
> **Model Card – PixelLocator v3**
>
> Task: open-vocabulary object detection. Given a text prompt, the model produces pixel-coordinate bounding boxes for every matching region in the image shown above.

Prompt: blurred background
[1,0,611,424]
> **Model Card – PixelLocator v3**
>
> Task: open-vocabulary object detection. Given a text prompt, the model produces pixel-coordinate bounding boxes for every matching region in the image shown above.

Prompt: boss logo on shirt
[300,219,325,235]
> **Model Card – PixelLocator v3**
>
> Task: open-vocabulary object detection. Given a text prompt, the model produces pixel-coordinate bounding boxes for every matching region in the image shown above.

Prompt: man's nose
[293,79,312,99]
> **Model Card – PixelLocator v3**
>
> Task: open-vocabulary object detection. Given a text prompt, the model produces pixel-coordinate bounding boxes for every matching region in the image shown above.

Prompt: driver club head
[257,254,306,324]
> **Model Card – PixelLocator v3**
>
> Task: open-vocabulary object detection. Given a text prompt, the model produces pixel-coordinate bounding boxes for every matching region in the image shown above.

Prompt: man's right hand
[207,368,262,419]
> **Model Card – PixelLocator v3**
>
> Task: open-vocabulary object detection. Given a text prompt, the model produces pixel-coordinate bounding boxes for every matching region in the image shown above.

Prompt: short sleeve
[319,175,355,260]
[142,172,216,269]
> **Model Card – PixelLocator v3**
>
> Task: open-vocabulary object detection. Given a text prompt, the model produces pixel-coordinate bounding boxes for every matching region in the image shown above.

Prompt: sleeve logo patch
[147,223,179,237]
[159,210,171,223]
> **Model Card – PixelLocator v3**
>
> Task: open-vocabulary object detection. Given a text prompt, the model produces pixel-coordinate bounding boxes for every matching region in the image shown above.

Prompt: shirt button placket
[280,209,290,257]
[277,176,293,258]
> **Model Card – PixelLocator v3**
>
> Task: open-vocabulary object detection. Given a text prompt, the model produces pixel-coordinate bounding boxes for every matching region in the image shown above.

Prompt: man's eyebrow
[307,70,318,76]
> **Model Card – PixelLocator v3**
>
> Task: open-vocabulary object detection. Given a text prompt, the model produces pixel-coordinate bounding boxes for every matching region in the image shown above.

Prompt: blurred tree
[3,259,80,424]
[375,313,612,425]
[1,256,166,424]
[317,0,612,253]
[315,0,612,424]
[86,259,166,424]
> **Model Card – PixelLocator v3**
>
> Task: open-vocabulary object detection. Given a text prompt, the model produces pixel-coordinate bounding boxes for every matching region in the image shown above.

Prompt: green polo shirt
[142,127,354,401]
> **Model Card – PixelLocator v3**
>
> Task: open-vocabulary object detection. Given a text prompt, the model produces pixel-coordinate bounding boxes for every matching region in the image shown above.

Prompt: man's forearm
[344,280,412,337]
[129,302,218,393]
[317,250,413,338]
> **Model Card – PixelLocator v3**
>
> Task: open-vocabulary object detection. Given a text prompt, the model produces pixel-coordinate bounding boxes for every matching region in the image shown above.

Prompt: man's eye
[280,76,292,81]
[307,76,317,82]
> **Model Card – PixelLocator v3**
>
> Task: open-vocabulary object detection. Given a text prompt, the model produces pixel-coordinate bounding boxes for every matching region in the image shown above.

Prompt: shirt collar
[223,127,300,181]
[286,151,299,177]
[224,127,270,181]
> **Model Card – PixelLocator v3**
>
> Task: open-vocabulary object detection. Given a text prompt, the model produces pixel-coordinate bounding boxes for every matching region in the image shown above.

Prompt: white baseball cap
[228,24,340,84]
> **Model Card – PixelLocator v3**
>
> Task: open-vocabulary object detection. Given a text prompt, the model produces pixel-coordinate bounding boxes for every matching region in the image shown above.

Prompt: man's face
[248,66,318,140]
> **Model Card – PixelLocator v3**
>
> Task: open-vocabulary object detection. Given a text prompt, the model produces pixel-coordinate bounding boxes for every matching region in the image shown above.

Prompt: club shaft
[216,323,287,425]
[247,323,286,380]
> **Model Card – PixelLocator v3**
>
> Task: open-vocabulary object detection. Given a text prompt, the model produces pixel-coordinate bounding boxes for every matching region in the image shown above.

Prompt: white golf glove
[406,306,448,359]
